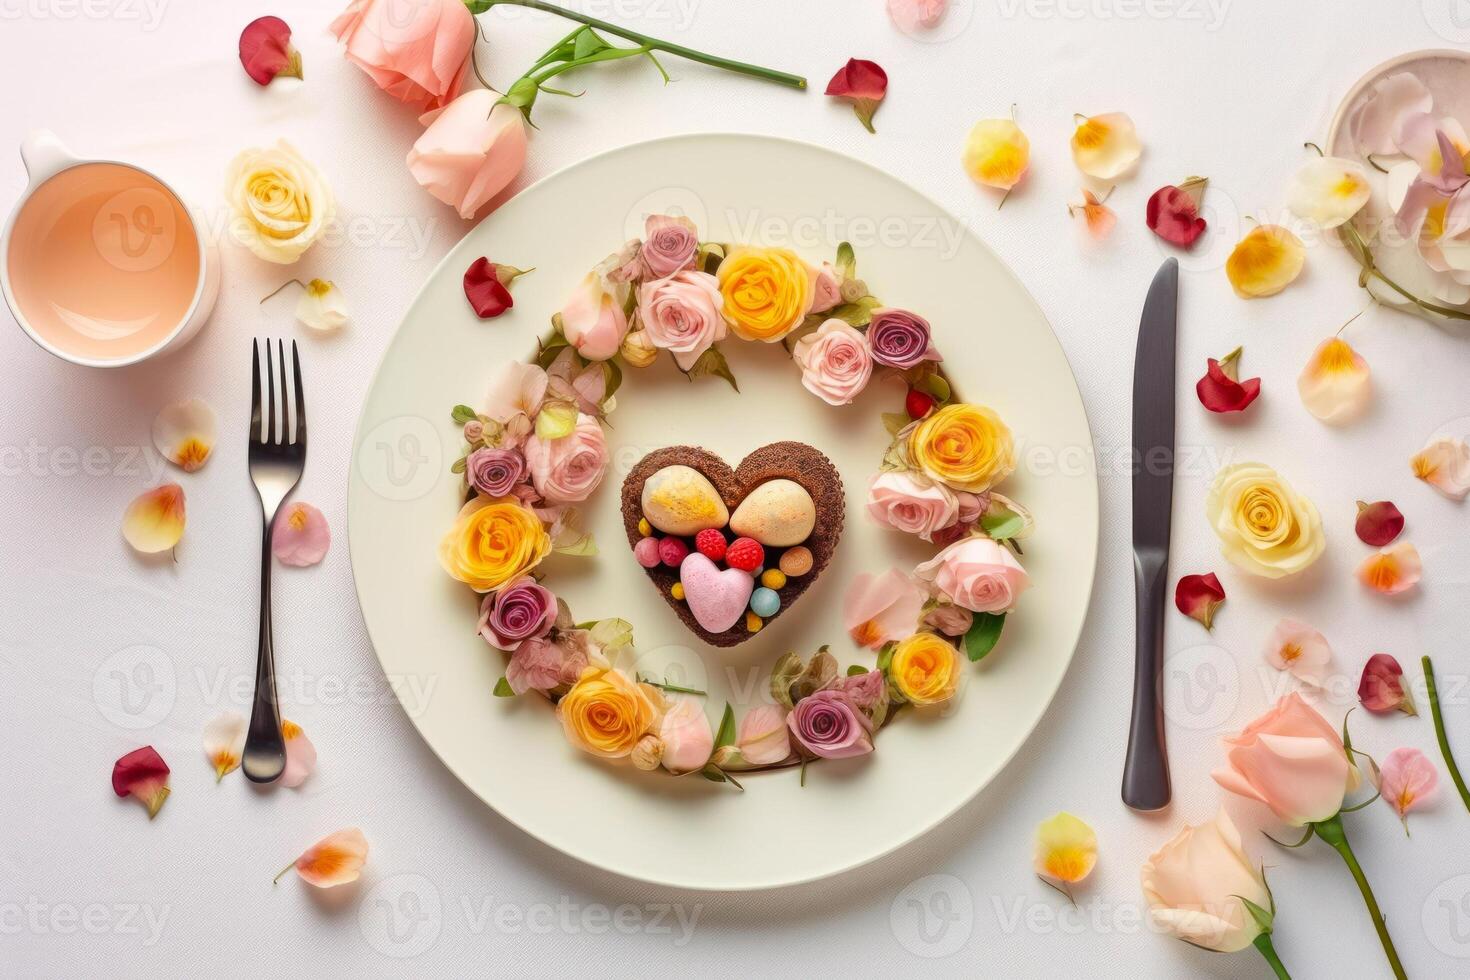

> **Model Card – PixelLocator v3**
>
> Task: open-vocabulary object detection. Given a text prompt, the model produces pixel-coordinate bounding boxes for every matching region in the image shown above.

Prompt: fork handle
[242,516,286,782]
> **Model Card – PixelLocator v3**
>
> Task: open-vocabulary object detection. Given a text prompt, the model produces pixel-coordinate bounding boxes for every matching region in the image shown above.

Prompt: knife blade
[1122,257,1178,812]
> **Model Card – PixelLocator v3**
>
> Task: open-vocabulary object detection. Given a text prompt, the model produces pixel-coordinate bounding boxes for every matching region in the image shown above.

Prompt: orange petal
[962,117,1030,191]
[1033,812,1097,886]
[278,828,368,887]
[202,710,246,782]
[122,484,186,554]
[1226,225,1305,298]
[1411,435,1470,499]
[1071,112,1142,179]
[1356,540,1422,595]
[1298,337,1371,423]
[1070,189,1117,241]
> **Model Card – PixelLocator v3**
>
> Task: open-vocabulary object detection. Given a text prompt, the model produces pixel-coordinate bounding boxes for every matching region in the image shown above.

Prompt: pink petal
[1378,747,1437,823]
[1356,541,1423,595]
[280,719,317,789]
[1353,72,1433,156]
[843,568,925,648]
[1262,618,1333,686]
[272,502,330,567]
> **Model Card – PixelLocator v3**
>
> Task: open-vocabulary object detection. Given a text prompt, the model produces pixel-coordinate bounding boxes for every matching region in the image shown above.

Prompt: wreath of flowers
[439,215,1034,787]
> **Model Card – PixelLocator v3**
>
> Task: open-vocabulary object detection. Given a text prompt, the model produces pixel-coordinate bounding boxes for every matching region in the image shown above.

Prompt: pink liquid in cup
[7,162,201,363]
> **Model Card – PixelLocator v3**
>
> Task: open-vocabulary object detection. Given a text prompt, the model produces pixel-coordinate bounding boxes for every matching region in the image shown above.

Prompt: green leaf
[685,346,740,392]
[876,641,896,672]
[451,404,477,424]
[713,703,737,750]
[769,652,802,708]
[464,0,493,12]
[1238,896,1275,936]
[825,296,882,328]
[881,412,910,436]
[914,372,951,404]
[572,28,607,59]
[553,531,598,557]
[846,664,867,676]
[493,676,515,697]
[535,400,577,440]
[589,617,634,653]
[450,456,467,475]
[836,241,856,280]
[981,511,1026,541]
[963,613,1006,662]
[602,357,624,399]
[700,765,727,784]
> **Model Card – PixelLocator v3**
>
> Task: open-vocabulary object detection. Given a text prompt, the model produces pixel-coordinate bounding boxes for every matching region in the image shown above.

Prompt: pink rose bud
[659,698,714,775]
[639,214,700,279]
[808,262,842,314]
[558,271,630,362]
[408,90,528,219]
[1211,694,1354,826]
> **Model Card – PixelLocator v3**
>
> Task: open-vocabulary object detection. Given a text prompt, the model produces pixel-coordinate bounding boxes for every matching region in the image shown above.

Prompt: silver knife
[1122,257,1177,812]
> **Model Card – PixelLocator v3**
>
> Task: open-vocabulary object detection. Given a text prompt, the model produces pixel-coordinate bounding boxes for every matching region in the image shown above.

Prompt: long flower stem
[1338,223,1470,320]
[1424,655,1470,813]
[1252,933,1292,980]
[1311,814,1406,980]
[477,0,806,89]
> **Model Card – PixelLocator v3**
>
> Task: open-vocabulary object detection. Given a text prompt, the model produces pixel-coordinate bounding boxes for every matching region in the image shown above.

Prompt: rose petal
[1358,653,1416,715]
[1297,337,1370,423]
[280,719,317,789]
[1262,618,1333,687]
[1356,540,1422,595]
[1286,157,1372,229]
[1069,188,1116,240]
[203,710,247,782]
[112,746,170,818]
[1351,72,1433,155]
[152,399,216,472]
[825,59,887,133]
[1393,113,1470,173]
[1034,812,1097,887]
[464,256,515,318]
[272,502,330,567]
[278,828,367,888]
[1196,352,1261,414]
[1071,112,1141,180]
[295,279,349,332]
[1146,182,1208,247]
[843,568,926,648]
[1355,500,1405,546]
[1378,747,1437,827]
[1411,435,1470,499]
[1226,225,1304,298]
[1174,573,1225,629]
[122,484,186,554]
[962,117,1030,191]
[239,15,301,86]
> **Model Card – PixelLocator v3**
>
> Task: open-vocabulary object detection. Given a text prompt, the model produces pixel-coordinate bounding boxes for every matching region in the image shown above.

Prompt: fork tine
[291,340,306,447]
[250,338,262,443]
[265,338,277,445]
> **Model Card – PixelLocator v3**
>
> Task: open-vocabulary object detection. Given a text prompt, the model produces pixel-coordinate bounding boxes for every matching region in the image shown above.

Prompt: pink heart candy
[679,553,754,634]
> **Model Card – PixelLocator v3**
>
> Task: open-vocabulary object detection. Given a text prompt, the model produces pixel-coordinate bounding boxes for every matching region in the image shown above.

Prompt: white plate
[347,134,1098,890]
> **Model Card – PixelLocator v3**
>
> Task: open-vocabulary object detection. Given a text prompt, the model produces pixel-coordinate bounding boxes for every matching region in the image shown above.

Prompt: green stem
[1339,223,1470,321]
[1424,655,1470,813]
[531,45,652,85]
[1252,932,1292,980]
[476,0,806,89]
[1311,814,1406,980]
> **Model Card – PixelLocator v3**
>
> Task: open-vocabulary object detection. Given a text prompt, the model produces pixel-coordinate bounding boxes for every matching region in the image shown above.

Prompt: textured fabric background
[3,1,1469,976]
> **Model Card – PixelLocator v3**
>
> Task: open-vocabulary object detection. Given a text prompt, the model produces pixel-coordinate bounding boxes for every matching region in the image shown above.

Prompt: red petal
[905,388,935,419]
[1358,653,1414,715]
[824,59,888,101]
[239,16,299,86]
[1146,186,1206,247]
[1355,500,1405,547]
[1174,573,1225,629]
[1195,359,1261,413]
[464,257,514,319]
[112,746,171,817]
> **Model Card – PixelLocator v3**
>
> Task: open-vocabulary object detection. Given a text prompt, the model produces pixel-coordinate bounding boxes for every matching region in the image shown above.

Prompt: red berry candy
[695,528,727,561]
[658,536,689,567]
[905,388,936,419]
[725,537,764,572]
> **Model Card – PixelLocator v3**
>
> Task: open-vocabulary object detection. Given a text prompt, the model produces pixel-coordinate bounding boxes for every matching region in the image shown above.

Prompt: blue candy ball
[750,587,780,617]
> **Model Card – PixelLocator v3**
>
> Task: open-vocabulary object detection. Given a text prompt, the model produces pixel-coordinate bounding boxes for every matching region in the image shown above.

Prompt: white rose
[225,140,334,264]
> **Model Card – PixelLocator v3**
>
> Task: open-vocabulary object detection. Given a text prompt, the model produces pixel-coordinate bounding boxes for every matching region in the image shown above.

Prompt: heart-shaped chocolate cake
[621,443,845,647]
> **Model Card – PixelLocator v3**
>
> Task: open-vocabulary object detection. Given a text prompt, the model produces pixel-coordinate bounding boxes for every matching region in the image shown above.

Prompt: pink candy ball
[634,536,661,568]
[658,536,689,567]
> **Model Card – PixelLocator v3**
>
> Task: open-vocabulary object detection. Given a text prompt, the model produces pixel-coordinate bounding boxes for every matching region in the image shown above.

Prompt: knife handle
[1122,552,1171,811]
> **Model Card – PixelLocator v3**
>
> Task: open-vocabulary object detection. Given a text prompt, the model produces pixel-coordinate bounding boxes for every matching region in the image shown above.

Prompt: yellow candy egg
[671,582,685,601]
[760,569,787,590]
[745,611,763,633]
[638,518,653,537]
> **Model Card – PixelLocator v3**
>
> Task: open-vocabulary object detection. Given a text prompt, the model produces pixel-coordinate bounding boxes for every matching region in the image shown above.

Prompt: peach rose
[557,666,663,759]
[866,470,959,540]
[558,271,630,362]
[914,535,1029,613]
[1141,810,1272,953]
[1212,693,1357,826]
[407,89,528,219]
[791,319,873,406]
[331,0,474,111]
[523,413,608,504]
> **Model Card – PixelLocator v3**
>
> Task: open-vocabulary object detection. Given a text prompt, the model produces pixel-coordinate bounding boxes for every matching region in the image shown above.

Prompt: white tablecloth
[4,1,1470,976]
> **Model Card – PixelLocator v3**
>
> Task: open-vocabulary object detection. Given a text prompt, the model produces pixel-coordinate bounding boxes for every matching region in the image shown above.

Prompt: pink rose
[924,603,973,637]
[914,536,1029,613]
[839,669,889,717]
[558,271,629,362]
[506,635,573,695]
[843,568,927,648]
[809,262,842,314]
[331,0,475,111]
[1212,693,1357,826]
[523,413,608,504]
[866,470,959,540]
[640,214,699,279]
[407,89,528,219]
[787,689,874,760]
[637,270,727,370]
[735,704,791,765]
[659,697,714,774]
[791,319,873,406]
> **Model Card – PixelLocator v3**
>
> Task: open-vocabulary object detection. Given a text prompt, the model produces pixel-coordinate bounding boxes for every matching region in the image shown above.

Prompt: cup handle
[19,129,78,184]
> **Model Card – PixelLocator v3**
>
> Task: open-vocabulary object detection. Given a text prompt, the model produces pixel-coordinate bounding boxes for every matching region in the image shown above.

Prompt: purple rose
[787,689,875,760]
[478,578,556,651]
[868,308,940,369]
[466,447,525,497]
[639,214,699,279]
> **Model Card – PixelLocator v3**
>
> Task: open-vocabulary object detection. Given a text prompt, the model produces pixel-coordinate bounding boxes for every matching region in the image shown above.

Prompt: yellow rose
[225,140,334,264]
[890,632,963,706]
[1206,462,1324,578]
[438,496,550,593]
[717,246,814,342]
[909,403,1016,493]
[557,666,664,759]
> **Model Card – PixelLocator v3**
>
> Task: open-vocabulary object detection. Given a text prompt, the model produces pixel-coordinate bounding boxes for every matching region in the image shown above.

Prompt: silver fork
[243,338,306,783]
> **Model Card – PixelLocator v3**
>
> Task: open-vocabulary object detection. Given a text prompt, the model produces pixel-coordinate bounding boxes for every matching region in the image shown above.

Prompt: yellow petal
[1411,435,1470,500]
[1034,811,1097,884]
[1071,112,1141,179]
[1286,157,1372,229]
[202,711,247,782]
[151,399,216,472]
[962,118,1030,191]
[122,484,186,554]
[1226,225,1305,298]
[1297,337,1371,423]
